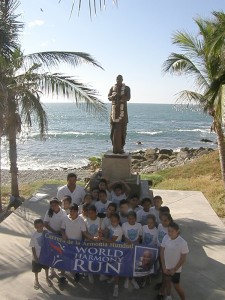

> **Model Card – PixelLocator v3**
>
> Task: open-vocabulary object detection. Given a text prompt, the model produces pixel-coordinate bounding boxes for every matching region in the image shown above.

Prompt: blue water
[1,103,216,170]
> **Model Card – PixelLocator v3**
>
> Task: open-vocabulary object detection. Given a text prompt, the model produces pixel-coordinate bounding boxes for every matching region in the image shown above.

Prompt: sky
[18,0,225,104]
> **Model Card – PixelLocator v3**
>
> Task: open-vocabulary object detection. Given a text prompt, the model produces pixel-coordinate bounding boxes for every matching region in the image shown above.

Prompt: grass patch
[141,150,225,218]
[0,179,84,208]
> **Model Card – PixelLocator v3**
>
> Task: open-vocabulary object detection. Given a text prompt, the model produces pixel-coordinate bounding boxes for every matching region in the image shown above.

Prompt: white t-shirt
[157,224,168,246]
[110,191,127,208]
[57,184,86,205]
[131,205,143,213]
[102,216,111,228]
[108,224,123,242]
[142,225,158,247]
[161,235,189,272]
[136,209,151,225]
[44,207,67,232]
[61,215,86,240]
[122,222,142,242]
[85,217,105,237]
[149,207,160,224]
[95,201,111,214]
[29,231,43,259]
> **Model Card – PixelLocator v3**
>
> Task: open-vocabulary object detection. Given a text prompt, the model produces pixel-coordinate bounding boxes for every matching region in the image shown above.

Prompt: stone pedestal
[102,151,131,180]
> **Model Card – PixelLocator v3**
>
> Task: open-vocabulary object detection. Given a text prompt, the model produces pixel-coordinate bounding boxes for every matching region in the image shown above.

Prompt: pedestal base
[102,151,131,180]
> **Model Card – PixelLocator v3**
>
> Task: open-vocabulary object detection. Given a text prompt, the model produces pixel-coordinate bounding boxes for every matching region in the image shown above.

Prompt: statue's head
[116,74,123,85]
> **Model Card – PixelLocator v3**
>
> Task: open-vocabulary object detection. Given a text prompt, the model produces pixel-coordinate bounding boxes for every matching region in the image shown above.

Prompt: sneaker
[107,277,115,284]
[74,273,80,283]
[131,278,139,290]
[58,277,66,285]
[88,273,94,284]
[99,274,109,282]
[124,278,129,289]
[49,268,56,279]
[113,285,119,298]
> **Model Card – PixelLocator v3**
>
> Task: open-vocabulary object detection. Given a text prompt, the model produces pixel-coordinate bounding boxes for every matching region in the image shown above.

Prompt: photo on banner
[133,246,158,277]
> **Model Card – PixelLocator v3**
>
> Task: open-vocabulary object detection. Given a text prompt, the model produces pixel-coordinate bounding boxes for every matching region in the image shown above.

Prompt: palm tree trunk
[215,121,225,187]
[8,128,19,198]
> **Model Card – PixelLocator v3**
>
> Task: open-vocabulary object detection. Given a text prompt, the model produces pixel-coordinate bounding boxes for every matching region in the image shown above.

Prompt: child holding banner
[160,222,189,300]
[122,211,142,290]
[29,219,52,290]
[103,213,123,297]
[61,204,97,283]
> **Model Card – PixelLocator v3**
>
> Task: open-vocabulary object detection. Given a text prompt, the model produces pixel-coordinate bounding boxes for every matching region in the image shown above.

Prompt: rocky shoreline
[1,147,215,185]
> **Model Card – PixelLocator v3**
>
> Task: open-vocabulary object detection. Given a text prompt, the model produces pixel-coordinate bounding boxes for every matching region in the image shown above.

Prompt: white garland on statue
[111,83,125,123]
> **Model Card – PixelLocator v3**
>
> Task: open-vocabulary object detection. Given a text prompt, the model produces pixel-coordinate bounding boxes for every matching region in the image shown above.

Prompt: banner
[39,232,158,277]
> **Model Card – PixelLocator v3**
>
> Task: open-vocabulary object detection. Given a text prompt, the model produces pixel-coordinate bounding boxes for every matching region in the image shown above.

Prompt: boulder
[157,154,170,160]
[201,138,213,143]
[159,149,173,156]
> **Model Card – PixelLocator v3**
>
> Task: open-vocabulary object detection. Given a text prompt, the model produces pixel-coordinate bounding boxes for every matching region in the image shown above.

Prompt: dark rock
[159,149,173,155]
[158,154,170,160]
[201,138,213,143]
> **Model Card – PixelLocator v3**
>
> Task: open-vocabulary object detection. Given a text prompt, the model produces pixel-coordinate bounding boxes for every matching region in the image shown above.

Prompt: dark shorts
[32,260,49,273]
[165,272,181,284]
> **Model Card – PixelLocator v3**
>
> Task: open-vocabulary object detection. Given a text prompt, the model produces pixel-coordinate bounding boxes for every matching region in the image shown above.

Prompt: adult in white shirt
[57,173,86,206]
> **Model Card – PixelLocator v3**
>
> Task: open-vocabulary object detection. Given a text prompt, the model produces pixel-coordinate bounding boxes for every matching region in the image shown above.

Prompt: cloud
[41,38,56,48]
[28,19,45,28]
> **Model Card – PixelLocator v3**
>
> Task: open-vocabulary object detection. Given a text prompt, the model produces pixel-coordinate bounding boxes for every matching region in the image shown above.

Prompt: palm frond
[172,31,203,58]
[0,0,23,58]
[162,53,209,90]
[24,51,103,70]
[176,90,207,109]
[39,73,108,120]
[20,90,48,138]
[59,0,118,17]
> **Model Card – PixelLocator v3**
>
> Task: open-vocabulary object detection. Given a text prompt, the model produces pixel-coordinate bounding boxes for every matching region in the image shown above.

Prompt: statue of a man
[108,75,131,154]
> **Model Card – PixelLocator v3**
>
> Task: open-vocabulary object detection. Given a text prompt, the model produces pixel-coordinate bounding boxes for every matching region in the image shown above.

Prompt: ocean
[1,103,216,170]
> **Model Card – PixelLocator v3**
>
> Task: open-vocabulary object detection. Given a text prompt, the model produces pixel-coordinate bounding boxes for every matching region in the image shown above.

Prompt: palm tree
[162,12,225,186]
[0,0,107,204]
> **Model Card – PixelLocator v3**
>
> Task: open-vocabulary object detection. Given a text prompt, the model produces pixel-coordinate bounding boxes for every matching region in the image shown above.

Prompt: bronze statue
[108,75,131,154]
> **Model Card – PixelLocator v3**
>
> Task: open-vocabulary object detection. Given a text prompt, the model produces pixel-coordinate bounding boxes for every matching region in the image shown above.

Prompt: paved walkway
[0,186,224,300]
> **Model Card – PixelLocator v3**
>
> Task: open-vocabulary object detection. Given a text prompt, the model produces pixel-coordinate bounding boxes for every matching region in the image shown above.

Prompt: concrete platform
[0,186,224,300]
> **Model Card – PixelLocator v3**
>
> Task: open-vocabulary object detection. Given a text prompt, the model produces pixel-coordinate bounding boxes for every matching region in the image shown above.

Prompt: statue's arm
[121,86,130,102]
[108,87,114,101]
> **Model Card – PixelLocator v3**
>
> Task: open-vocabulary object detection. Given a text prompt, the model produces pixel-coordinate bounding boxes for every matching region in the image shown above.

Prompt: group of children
[30,175,189,300]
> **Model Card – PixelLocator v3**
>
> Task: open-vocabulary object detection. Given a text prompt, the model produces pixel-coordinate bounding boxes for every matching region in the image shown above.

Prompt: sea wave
[137,131,163,135]
[176,129,210,133]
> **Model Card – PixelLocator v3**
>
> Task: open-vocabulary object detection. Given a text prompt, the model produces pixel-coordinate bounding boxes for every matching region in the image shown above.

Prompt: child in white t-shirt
[98,178,111,201]
[136,198,152,225]
[129,194,142,213]
[150,195,163,225]
[109,181,130,208]
[85,205,105,238]
[118,199,130,224]
[85,205,105,284]
[62,195,72,214]
[142,214,158,247]
[160,222,189,300]
[102,202,117,228]
[157,213,173,246]
[95,190,111,214]
[61,204,94,283]
[78,193,93,214]
[29,219,52,290]
[102,213,123,297]
[122,211,142,290]
[43,197,67,235]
